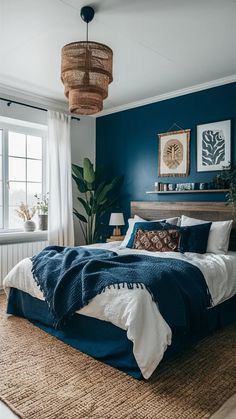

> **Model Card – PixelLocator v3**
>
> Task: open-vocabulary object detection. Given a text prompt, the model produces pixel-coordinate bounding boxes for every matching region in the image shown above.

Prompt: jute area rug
[0,295,236,419]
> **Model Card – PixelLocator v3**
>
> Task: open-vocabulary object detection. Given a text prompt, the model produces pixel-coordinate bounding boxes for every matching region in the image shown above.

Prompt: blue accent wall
[96,82,236,222]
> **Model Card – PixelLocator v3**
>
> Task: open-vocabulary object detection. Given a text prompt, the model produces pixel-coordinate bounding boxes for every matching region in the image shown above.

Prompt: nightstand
[106,235,125,243]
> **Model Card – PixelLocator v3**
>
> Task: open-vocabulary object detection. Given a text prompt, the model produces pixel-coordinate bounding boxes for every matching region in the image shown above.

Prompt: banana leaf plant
[72,158,123,244]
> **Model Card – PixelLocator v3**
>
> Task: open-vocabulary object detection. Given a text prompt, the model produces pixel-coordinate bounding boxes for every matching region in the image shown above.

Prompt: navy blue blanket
[31,246,212,333]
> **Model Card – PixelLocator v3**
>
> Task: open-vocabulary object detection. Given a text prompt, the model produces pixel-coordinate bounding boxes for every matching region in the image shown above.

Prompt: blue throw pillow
[127,221,177,248]
[179,222,212,254]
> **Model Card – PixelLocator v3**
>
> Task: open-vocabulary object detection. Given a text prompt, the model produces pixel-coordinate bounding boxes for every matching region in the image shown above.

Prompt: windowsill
[0,230,48,245]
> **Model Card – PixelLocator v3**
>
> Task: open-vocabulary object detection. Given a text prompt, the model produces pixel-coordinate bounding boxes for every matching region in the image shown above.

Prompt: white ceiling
[0,0,236,114]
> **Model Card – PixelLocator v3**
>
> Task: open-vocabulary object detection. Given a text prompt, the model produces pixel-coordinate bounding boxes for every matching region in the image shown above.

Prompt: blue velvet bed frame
[7,288,236,379]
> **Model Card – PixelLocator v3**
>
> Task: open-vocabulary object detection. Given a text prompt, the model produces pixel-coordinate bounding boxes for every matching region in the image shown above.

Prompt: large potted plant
[72,158,123,244]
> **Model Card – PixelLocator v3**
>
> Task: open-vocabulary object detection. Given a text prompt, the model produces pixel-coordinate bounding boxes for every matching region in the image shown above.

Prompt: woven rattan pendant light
[61,6,113,115]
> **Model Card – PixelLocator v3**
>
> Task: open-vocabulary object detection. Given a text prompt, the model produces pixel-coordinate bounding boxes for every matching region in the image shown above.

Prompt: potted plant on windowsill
[16,203,37,232]
[35,193,49,231]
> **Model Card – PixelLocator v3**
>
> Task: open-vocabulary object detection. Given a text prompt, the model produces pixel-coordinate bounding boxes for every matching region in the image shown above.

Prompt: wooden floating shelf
[146,189,229,194]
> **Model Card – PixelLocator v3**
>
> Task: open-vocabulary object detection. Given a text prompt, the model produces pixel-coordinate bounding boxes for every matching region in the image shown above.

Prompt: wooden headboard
[131,201,236,251]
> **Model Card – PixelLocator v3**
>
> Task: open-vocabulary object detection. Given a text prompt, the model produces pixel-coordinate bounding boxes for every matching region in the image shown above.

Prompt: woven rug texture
[0,295,236,419]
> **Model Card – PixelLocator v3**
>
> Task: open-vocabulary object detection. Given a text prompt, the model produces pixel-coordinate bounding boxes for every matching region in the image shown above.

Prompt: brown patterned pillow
[133,229,180,252]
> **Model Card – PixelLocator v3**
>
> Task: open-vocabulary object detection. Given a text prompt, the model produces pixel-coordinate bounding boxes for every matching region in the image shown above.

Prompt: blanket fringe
[31,257,148,329]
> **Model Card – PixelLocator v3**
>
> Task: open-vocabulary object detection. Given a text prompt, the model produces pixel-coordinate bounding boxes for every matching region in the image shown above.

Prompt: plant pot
[24,220,36,232]
[38,214,48,231]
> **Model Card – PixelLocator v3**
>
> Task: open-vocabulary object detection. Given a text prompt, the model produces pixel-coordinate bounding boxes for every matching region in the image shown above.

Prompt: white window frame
[0,120,47,233]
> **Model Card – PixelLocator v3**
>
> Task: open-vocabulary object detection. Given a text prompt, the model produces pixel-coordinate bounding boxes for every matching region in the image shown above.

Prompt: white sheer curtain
[47,111,74,246]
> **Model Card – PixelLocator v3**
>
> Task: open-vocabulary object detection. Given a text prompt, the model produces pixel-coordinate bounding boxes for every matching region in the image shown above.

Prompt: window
[0,120,47,231]
[0,130,2,228]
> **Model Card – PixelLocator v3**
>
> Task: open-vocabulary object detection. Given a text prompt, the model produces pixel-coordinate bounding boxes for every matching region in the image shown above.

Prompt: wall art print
[197,120,231,172]
[158,129,190,177]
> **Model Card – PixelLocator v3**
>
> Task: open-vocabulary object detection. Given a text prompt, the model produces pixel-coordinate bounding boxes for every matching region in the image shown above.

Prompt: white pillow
[119,215,145,249]
[119,215,180,249]
[180,215,233,254]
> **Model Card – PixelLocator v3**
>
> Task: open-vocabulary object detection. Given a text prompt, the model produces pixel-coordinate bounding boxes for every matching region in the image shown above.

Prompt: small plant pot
[24,220,36,232]
[38,214,48,231]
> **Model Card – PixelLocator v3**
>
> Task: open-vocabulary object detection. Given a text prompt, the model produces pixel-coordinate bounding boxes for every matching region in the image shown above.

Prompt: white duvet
[3,242,236,379]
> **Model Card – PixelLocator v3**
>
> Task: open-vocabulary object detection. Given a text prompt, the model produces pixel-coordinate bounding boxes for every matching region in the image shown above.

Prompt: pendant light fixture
[61,6,113,115]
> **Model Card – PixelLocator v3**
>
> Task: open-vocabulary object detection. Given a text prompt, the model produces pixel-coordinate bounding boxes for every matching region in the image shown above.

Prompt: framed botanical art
[158,129,190,177]
[197,120,231,172]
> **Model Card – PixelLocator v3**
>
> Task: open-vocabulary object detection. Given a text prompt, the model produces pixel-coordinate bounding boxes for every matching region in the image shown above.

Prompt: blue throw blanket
[31,246,212,333]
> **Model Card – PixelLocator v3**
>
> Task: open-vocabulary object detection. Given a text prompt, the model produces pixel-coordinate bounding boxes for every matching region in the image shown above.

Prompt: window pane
[6,128,45,230]
[9,206,23,229]
[0,130,2,155]
[0,207,2,229]
[27,159,42,182]
[9,182,26,206]
[9,132,26,157]
[9,157,26,181]
[27,135,42,159]
[0,182,3,206]
[27,182,42,206]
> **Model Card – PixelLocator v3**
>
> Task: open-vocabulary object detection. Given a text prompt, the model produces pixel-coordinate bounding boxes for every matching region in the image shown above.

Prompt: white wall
[0,99,96,244]
[71,116,96,244]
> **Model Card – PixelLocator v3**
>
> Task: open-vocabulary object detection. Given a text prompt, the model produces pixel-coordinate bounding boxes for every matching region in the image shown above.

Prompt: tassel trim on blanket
[31,262,149,328]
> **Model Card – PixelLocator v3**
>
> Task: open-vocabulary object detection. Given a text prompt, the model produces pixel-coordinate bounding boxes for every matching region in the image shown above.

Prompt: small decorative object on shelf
[199,183,207,190]
[154,182,159,192]
[176,182,195,191]
[35,193,49,231]
[109,213,125,241]
[15,203,36,232]
[168,183,175,191]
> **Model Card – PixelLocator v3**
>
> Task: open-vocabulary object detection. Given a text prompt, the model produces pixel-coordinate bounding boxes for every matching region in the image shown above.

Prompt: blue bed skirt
[7,288,236,379]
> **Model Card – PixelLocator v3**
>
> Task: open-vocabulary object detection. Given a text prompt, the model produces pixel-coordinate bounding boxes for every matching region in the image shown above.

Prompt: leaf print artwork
[197,120,231,172]
[202,130,225,166]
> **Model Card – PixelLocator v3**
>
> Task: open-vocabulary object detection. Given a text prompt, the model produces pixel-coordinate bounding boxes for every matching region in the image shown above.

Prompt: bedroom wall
[70,116,96,244]
[0,100,96,243]
[96,82,236,225]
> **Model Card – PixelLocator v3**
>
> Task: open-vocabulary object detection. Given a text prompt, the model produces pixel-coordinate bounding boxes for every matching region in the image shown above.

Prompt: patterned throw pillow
[133,229,180,252]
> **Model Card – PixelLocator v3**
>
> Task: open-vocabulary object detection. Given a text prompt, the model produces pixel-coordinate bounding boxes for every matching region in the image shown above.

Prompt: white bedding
[3,242,236,379]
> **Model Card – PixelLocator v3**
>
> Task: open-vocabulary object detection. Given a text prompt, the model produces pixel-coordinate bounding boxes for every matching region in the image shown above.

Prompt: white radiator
[0,240,48,288]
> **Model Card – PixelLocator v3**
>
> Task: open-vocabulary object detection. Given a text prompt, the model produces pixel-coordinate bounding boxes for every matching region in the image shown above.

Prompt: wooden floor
[210,394,236,419]
[0,401,18,418]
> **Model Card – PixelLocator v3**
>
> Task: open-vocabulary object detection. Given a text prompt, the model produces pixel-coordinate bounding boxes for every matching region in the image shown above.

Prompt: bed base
[7,288,236,379]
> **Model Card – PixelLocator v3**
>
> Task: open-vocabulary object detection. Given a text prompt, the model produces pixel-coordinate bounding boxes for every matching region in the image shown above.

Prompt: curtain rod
[0,97,80,121]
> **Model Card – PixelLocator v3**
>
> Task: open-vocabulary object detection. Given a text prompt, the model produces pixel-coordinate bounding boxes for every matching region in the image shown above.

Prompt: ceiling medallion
[61,6,113,116]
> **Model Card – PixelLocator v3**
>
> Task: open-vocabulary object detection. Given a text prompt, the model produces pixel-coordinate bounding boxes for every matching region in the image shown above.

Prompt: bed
[3,201,236,380]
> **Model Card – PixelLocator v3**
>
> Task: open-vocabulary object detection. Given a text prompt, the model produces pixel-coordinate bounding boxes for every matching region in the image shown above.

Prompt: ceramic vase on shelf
[38,214,48,231]
[24,220,36,232]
